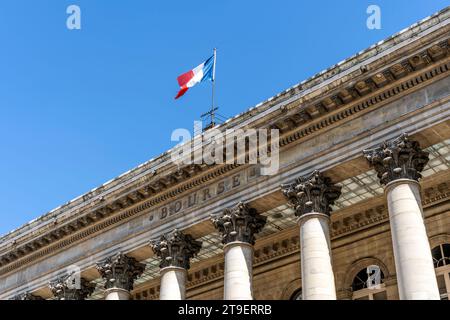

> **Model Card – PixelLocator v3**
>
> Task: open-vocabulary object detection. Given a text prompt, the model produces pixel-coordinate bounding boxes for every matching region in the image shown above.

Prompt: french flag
[175,53,216,99]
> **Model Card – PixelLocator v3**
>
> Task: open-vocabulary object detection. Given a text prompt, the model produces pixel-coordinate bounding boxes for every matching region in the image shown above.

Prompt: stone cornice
[276,47,450,149]
[0,164,239,269]
[0,19,449,272]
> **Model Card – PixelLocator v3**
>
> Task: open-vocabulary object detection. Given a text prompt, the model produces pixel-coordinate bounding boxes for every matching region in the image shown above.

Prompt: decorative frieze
[331,205,388,238]
[150,229,202,270]
[212,202,267,245]
[363,133,429,185]
[148,168,259,223]
[96,252,145,292]
[281,170,342,217]
[422,181,450,205]
[49,275,95,300]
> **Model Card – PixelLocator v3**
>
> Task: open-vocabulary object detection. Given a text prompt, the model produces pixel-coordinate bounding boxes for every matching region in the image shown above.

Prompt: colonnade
[16,134,440,300]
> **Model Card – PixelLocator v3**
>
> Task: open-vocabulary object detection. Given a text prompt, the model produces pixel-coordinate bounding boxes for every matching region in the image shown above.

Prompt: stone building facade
[1,8,450,300]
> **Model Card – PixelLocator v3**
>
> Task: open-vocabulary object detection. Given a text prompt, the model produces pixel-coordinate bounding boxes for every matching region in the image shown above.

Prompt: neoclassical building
[1,8,450,301]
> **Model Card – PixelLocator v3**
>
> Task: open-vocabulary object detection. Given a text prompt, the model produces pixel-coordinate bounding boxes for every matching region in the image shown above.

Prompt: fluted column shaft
[299,213,336,299]
[160,266,187,300]
[104,288,131,300]
[223,241,253,300]
[385,179,439,299]
[364,134,439,300]
[282,170,341,300]
[212,202,266,300]
[150,229,202,300]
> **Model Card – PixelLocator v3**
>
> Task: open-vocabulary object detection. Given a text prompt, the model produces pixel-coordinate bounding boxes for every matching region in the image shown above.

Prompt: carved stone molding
[331,205,387,238]
[49,275,96,300]
[276,40,449,142]
[96,252,145,292]
[212,202,267,245]
[422,181,449,206]
[363,133,429,185]
[135,285,160,300]
[11,292,44,300]
[186,262,225,286]
[254,235,300,264]
[281,170,342,217]
[150,229,202,270]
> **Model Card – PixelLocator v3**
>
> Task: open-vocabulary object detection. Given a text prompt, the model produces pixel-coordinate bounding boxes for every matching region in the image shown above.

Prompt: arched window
[432,244,450,268]
[431,244,450,300]
[290,289,302,300]
[351,265,387,300]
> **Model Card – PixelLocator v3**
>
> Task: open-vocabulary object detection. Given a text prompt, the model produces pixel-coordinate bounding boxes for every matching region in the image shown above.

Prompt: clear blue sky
[0,0,448,236]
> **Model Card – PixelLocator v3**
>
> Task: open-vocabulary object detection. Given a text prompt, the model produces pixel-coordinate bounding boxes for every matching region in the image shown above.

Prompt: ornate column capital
[281,170,341,217]
[150,229,202,270]
[212,202,267,245]
[363,133,429,185]
[49,275,95,300]
[11,292,44,300]
[96,252,146,292]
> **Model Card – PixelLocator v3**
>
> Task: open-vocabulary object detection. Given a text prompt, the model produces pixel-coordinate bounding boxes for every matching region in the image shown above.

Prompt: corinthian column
[364,133,439,300]
[49,275,96,300]
[282,170,341,300]
[212,202,266,300]
[150,229,202,300]
[96,252,145,300]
